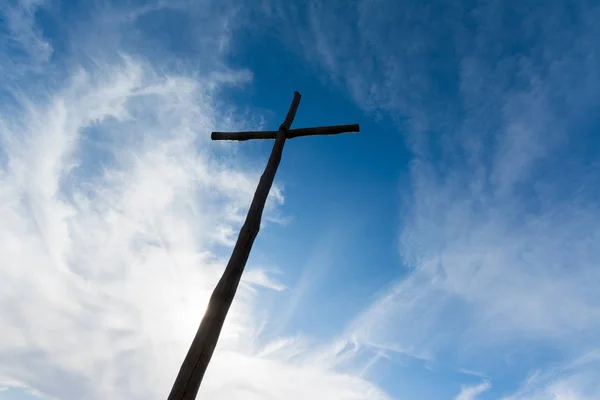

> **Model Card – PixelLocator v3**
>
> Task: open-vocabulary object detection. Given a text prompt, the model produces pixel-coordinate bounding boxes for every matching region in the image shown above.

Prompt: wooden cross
[167,91,360,400]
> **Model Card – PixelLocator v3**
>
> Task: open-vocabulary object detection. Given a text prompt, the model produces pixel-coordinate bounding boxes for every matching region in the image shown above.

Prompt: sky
[1,0,599,399]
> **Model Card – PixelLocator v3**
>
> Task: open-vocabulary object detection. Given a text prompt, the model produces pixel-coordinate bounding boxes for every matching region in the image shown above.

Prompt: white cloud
[454,380,491,400]
[0,1,390,399]
[364,0,600,355]
[500,351,600,400]
[278,0,600,395]
[0,54,251,400]
[0,0,53,67]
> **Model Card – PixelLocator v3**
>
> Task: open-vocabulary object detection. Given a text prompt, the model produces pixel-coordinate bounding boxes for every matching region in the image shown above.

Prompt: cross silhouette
[167,91,360,400]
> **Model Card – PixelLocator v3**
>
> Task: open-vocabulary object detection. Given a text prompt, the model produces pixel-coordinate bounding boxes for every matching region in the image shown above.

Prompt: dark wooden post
[167,91,359,400]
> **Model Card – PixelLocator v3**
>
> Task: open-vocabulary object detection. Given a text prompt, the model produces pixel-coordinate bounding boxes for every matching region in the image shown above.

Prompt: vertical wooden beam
[167,92,302,400]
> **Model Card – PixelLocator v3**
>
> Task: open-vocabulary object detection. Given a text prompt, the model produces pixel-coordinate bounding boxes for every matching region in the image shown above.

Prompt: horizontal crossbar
[211,124,360,141]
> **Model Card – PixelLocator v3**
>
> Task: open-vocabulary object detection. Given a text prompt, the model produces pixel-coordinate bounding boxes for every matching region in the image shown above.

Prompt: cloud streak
[282,0,600,396]
[0,1,390,399]
[5,0,600,398]
[454,380,491,400]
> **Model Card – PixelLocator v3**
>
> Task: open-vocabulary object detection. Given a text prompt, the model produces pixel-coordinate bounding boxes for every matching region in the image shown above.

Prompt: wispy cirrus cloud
[6,0,600,398]
[275,0,600,397]
[0,1,389,399]
[0,0,53,76]
[454,380,491,400]
[502,351,600,400]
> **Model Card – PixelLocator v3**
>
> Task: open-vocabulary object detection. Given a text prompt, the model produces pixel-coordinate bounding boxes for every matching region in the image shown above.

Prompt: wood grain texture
[166,92,302,400]
[211,124,360,141]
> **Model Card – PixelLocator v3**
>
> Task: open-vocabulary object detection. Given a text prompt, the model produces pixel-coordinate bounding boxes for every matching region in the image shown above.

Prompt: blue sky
[1,0,600,399]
